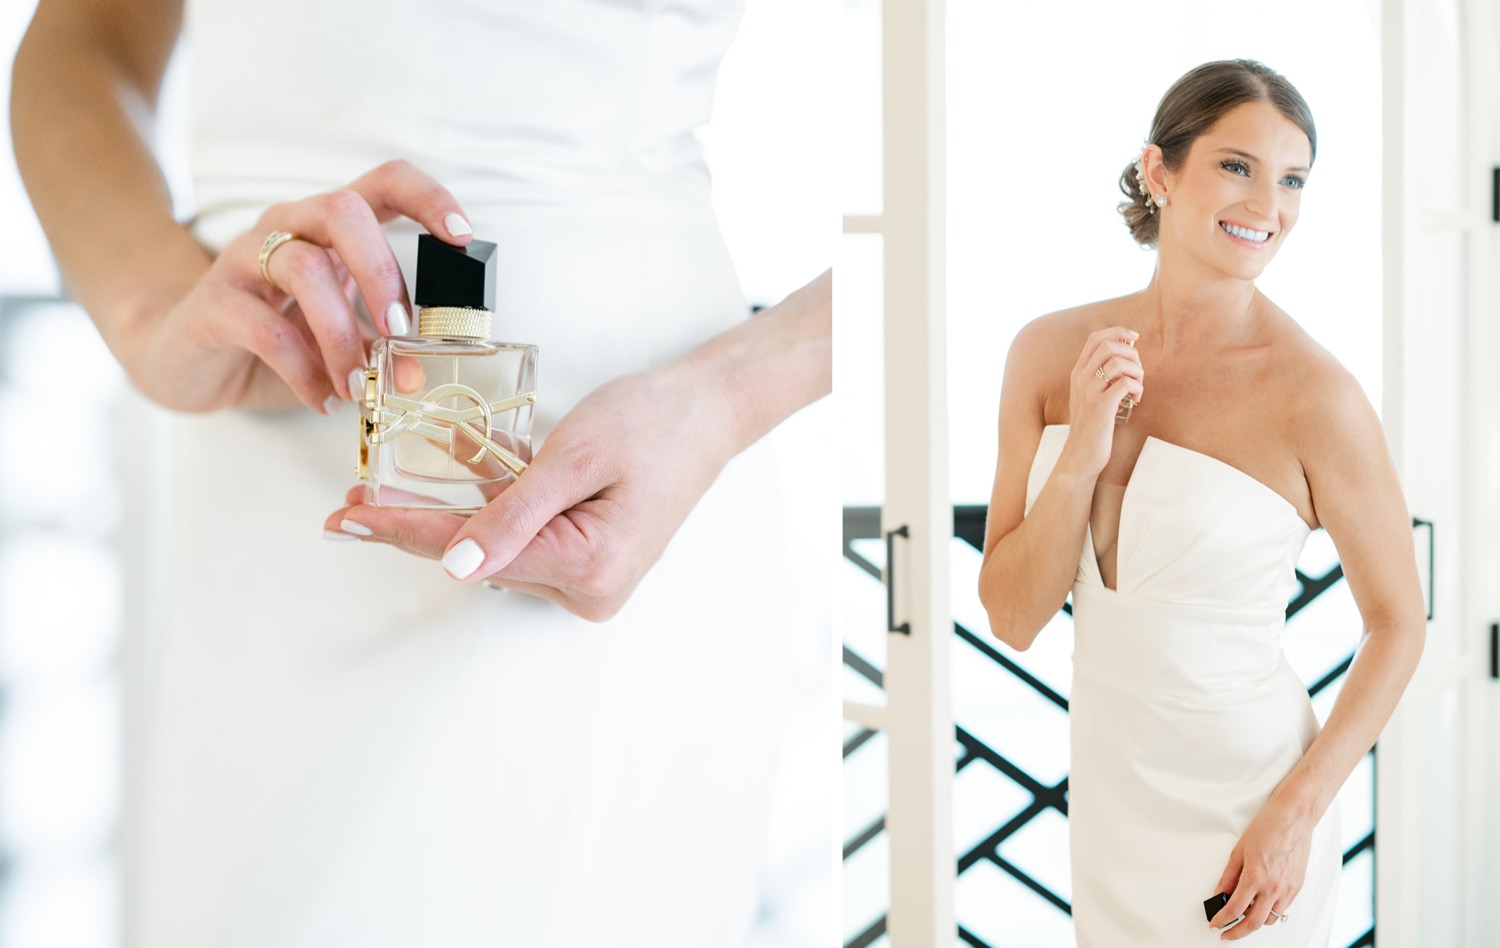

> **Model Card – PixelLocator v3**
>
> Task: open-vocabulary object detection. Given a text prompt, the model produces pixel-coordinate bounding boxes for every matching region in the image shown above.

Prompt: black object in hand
[1204,893,1230,922]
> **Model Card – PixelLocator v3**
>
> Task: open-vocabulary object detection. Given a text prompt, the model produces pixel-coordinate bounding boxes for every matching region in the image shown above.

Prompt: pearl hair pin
[1135,147,1168,212]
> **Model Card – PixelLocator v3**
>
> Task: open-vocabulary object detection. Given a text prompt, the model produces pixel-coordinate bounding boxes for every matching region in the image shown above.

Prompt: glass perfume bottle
[356,234,537,513]
[1115,335,1136,424]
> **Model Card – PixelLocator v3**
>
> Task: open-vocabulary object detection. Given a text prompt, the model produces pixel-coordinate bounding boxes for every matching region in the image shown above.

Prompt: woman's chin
[1201,248,1275,283]
[1228,260,1272,282]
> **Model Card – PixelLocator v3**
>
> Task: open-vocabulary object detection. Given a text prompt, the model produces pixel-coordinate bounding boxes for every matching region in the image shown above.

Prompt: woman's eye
[1282,175,1306,190]
[1222,160,1250,176]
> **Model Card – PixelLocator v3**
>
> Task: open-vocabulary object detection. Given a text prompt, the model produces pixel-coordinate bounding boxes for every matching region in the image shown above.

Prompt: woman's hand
[325,268,829,621]
[16,13,467,414]
[1208,798,1315,939]
[124,160,473,413]
[1056,326,1143,478]
[325,357,740,622]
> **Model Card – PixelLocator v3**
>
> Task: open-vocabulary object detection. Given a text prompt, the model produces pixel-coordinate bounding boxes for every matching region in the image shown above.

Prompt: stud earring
[1155,194,1168,207]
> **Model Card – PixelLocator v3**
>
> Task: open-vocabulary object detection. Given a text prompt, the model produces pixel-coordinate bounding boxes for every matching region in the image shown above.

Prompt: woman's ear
[1142,144,1170,199]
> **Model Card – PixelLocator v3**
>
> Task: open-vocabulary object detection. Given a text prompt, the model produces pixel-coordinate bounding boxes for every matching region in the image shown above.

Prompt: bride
[977,59,1423,945]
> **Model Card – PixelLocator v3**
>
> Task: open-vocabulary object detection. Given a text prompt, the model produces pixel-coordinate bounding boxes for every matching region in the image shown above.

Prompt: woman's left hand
[325,269,829,621]
[324,357,738,622]
[1208,798,1315,939]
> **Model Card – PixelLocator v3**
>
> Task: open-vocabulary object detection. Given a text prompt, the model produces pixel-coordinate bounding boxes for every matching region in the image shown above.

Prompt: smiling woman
[976,58,1425,947]
[1119,60,1317,254]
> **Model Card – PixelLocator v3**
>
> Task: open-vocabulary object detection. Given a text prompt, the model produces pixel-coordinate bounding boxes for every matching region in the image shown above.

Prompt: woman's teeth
[1220,221,1270,243]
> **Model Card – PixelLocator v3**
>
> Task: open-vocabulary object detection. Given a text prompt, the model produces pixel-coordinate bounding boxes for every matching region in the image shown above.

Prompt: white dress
[1026,425,1341,947]
[130,2,807,946]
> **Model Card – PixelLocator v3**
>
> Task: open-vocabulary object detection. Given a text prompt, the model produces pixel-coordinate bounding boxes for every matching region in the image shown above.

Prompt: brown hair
[1118,59,1317,247]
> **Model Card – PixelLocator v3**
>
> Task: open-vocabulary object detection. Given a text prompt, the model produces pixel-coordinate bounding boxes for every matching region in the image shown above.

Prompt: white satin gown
[128,2,815,946]
[1025,425,1341,947]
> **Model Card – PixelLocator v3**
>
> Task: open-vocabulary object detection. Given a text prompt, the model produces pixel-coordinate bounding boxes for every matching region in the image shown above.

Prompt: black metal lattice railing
[842,504,1381,948]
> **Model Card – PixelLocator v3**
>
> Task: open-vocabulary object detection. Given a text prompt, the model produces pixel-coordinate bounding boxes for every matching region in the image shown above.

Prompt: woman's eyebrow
[1214,147,1310,175]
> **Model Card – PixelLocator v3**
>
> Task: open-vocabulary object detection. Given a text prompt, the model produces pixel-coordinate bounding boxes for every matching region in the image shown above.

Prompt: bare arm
[1274,366,1425,821]
[687,269,831,452]
[1211,358,1424,938]
[11,0,207,371]
[977,320,1143,649]
[13,0,475,414]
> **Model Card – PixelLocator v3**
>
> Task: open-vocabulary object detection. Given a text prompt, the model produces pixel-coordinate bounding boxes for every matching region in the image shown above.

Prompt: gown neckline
[1039,424,1313,592]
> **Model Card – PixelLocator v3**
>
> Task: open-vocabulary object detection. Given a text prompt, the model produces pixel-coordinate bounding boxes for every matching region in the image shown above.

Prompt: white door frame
[1378,0,1497,942]
[841,0,955,941]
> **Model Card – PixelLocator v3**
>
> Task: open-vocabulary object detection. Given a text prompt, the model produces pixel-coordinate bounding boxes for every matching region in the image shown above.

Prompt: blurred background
[0,0,837,944]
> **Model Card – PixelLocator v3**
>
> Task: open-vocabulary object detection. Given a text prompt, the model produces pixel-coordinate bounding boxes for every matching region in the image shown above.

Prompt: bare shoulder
[1008,306,1081,364]
[1005,297,1134,417]
[1258,307,1394,530]
[1013,297,1130,352]
[988,301,1114,549]
[1260,310,1379,449]
[1258,307,1421,629]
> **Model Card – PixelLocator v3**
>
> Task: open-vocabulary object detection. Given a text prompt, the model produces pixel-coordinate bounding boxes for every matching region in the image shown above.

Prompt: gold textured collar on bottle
[418,306,492,340]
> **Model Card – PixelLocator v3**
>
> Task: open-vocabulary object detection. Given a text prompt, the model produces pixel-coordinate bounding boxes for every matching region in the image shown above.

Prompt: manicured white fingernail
[442,538,485,579]
[340,519,373,537]
[347,367,365,401]
[385,301,410,336]
[322,395,342,415]
[323,529,357,542]
[444,212,473,238]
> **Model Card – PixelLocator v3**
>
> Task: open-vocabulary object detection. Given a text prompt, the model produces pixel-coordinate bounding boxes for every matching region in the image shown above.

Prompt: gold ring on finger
[1094,366,1108,380]
[258,230,298,290]
[1269,909,1289,921]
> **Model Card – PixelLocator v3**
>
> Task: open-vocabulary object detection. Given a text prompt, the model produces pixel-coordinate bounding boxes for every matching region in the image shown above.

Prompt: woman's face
[1157,100,1313,281]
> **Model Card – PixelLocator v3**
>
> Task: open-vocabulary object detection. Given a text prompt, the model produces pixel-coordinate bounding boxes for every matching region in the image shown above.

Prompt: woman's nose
[1244,177,1279,222]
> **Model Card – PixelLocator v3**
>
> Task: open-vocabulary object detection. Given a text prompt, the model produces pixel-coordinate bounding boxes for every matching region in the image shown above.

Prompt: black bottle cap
[415,233,497,311]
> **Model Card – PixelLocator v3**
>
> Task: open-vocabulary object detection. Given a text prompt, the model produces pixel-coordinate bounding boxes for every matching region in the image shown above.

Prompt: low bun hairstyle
[1118,59,1317,248]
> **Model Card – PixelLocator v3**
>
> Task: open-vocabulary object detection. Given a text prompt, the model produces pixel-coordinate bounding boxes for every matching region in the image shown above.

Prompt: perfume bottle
[1115,335,1136,424]
[356,234,537,512]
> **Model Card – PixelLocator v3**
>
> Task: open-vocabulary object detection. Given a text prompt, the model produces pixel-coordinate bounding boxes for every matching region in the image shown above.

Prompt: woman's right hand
[1059,325,1144,478]
[126,160,474,414]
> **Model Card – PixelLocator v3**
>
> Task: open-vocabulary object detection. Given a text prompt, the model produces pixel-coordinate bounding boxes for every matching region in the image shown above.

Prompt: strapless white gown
[1025,425,1341,947]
